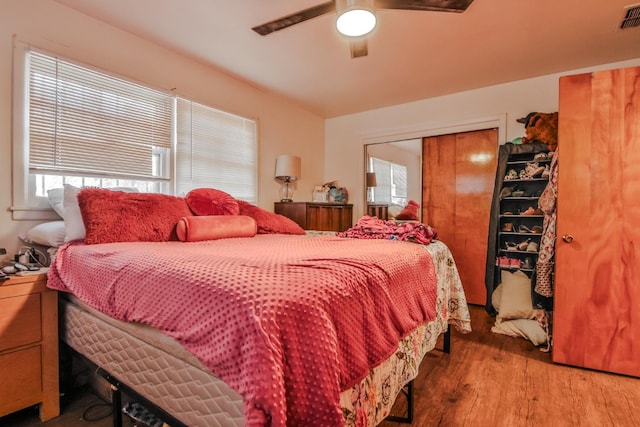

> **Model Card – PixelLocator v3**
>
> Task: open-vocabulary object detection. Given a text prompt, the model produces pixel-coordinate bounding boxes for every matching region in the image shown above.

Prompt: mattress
[59,240,470,426]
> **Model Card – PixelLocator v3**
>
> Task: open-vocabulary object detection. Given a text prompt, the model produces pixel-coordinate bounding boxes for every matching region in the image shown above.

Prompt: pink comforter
[48,234,437,426]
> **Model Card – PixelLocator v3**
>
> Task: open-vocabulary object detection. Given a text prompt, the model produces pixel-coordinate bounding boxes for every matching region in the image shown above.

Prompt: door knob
[562,234,575,243]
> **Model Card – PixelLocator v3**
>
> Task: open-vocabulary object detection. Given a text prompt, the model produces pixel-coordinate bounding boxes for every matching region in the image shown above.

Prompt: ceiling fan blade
[252,2,336,36]
[350,39,368,58]
[375,0,473,12]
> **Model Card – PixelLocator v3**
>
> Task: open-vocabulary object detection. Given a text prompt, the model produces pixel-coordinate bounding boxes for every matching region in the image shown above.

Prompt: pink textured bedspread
[48,234,437,426]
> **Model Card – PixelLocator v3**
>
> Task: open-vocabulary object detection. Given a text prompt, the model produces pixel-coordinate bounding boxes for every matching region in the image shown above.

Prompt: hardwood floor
[381,305,640,427]
[2,305,638,426]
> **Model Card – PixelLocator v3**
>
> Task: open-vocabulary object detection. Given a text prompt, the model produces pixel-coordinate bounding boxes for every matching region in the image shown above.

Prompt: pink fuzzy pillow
[396,200,420,221]
[237,200,305,235]
[185,188,240,216]
[78,188,193,244]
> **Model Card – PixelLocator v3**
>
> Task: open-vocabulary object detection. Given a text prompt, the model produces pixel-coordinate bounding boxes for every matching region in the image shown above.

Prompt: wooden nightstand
[0,272,59,421]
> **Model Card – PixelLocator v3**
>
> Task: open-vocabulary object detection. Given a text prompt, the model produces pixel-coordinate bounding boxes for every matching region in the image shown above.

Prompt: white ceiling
[53,0,640,118]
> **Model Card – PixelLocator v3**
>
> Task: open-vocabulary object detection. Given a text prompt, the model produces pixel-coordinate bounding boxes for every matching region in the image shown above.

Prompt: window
[12,43,257,219]
[370,157,408,207]
[176,99,257,203]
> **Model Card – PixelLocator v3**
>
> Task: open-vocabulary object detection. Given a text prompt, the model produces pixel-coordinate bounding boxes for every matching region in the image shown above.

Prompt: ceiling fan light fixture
[336,0,376,37]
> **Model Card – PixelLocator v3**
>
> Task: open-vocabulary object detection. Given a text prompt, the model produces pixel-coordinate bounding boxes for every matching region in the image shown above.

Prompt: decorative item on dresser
[0,272,59,421]
[274,202,353,232]
[274,154,302,202]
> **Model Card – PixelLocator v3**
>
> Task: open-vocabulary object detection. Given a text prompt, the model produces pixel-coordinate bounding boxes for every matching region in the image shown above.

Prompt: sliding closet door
[554,67,640,377]
[423,129,497,305]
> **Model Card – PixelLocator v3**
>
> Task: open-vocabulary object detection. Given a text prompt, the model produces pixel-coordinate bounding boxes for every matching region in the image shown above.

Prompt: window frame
[11,41,258,220]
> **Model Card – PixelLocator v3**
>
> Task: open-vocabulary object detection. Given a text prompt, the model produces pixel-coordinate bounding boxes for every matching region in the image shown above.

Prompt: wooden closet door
[423,129,497,305]
[554,67,640,377]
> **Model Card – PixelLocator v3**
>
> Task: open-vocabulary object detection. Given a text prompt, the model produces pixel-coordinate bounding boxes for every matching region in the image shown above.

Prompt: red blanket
[48,234,437,426]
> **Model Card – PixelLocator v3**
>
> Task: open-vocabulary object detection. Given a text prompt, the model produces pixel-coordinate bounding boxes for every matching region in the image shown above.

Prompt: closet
[553,66,640,377]
[423,128,497,305]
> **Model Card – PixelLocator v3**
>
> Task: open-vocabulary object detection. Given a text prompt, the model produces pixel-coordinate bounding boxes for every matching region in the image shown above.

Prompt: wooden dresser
[275,202,353,232]
[0,272,59,420]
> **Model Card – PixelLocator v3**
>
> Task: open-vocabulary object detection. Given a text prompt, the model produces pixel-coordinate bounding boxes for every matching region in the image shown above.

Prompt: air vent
[620,4,640,29]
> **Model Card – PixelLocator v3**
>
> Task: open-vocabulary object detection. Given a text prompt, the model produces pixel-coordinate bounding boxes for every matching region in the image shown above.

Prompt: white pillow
[63,184,84,242]
[496,270,535,321]
[63,184,139,242]
[47,188,65,218]
[491,319,548,346]
[19,221,66,247]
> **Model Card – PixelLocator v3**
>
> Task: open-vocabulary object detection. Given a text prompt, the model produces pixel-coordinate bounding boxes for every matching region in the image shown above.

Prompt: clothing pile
[337,215,437,245]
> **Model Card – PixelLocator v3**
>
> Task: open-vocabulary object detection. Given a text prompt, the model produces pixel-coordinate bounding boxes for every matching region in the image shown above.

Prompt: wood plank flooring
[2,305,638,427]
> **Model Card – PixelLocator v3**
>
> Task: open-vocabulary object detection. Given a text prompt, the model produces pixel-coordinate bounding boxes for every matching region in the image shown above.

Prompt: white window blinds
[176,98,257,202]
[28,50,172,180]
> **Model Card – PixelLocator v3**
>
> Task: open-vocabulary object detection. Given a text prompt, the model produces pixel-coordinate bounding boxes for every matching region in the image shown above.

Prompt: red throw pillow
[396,200,420,221]
[176,215,257,242]
[237,200,305,235]
[185,188,240,216]
[78,188,193,244]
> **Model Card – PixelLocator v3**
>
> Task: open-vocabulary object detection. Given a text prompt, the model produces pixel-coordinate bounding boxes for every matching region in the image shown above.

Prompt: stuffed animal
[517,112,559,151]
[395,200,420,221]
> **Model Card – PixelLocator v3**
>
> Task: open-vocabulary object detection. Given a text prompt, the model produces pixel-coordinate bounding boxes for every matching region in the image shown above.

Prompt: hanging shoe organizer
[484,142,550,315]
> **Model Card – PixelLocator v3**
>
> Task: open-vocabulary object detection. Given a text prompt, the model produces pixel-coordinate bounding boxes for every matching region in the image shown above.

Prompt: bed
[48,231,470,427]
[43,187,470,427]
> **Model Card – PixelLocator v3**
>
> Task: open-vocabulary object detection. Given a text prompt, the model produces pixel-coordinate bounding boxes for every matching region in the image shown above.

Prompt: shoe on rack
[522,257,534,269]
[541,164,551,178]
[501,222,514,232]
[525,162,545,177]
[505,242,518,251]
[526,241,539,252]
[517,239,531,251]
[533,152,548,161]
[505,169,518,180]
[511,190,525,197]
[520,207,536,216]
[530,225,543,233]
[500,186,513,198]
[510,258,523,269]
[518,224,532,233]
[519,169,533,180]
[496,256,511,267]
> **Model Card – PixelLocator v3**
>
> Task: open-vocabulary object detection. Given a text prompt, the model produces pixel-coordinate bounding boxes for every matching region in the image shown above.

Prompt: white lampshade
[274,155,301,181]
[336,0,376,37]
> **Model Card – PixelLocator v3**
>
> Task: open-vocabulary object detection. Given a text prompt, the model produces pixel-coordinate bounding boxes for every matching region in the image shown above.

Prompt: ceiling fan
[252,0,474,58]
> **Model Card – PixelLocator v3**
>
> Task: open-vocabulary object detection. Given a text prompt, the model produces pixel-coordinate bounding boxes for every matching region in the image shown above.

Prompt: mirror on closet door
[364,139,422,221]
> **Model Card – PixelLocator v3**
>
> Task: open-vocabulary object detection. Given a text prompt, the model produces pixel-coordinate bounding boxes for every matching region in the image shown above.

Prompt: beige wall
[326,58,640,219]
[0,0,325,256]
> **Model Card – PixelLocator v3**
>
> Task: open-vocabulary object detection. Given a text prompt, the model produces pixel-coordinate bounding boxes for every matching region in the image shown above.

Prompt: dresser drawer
[0,346,42,416]
[0,293,42,352]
